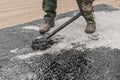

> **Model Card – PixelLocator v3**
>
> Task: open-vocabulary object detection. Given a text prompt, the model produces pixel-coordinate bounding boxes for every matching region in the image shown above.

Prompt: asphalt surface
[0,4,120,80]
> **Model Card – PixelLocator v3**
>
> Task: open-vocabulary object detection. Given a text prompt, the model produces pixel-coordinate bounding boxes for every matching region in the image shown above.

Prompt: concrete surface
[0,4,120,80]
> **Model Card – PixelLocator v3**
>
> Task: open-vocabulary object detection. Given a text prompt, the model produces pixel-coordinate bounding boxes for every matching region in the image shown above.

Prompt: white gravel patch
[10,48,19,53]
[22,26,39,31]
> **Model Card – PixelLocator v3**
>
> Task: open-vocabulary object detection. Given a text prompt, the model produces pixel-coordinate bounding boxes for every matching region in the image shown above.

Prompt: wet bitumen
[38,49,89,80]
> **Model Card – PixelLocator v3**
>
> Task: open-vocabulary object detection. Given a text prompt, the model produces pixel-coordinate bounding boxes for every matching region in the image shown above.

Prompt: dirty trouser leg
[76,0,96,24]
[42,0,57,21]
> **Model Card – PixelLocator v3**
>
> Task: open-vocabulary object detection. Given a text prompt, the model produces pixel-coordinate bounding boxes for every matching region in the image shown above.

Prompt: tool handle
[46,12,81,39]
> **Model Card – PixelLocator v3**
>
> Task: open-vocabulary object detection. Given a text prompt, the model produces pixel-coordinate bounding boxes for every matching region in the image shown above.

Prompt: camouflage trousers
[42,0,95,24]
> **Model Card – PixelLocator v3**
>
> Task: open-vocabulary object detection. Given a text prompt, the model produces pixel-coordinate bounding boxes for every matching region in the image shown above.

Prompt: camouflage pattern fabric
[76,0,96,24]
[42,0,57,21]
[42,0,95,24]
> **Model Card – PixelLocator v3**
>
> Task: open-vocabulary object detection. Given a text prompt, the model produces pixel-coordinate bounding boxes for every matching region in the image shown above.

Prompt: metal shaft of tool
[46,12,81,39]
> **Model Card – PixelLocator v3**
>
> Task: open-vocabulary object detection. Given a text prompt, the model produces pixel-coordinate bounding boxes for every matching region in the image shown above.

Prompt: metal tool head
[31,34,54,50]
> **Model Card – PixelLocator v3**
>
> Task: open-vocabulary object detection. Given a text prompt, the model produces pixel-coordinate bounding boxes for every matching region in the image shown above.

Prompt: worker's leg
[76,0,96,33]
[42,0,57,21]
[40,0,57,34]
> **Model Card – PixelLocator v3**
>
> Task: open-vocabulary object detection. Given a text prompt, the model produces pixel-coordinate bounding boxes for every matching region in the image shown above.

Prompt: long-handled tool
[31,12,81,50]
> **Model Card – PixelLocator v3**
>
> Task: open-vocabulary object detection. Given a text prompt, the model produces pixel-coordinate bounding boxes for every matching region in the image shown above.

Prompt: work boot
[39,21,55,34]
[85,23,96,34]
[83,12,96,34]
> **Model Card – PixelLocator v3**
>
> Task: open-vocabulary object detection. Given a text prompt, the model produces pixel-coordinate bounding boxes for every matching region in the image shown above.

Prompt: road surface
[0,4,120,80]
